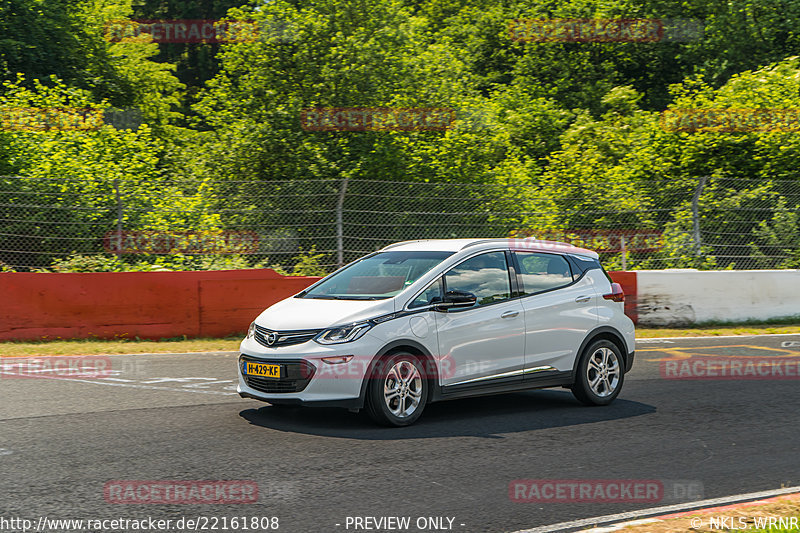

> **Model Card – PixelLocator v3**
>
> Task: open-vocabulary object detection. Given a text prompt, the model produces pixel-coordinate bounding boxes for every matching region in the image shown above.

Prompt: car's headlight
[246,321,256,339]
[314,322,372,344]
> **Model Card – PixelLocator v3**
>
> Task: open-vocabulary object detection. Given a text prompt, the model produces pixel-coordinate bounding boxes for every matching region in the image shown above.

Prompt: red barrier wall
[0,269,321,342]
[0,269,639,343]
[609,270,638,323]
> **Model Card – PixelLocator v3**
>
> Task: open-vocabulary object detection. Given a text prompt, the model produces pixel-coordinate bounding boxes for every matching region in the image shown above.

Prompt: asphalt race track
[1,335,799,532]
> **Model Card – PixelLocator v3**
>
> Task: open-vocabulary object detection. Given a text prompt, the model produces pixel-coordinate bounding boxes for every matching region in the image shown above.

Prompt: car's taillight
[603,282,625,302]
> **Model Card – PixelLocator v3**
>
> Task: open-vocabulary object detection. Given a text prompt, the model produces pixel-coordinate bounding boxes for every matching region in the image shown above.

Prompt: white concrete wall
[635,270,800,326]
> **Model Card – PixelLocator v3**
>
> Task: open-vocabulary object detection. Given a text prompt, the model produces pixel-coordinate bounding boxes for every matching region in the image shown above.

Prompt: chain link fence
[2,175,799,273]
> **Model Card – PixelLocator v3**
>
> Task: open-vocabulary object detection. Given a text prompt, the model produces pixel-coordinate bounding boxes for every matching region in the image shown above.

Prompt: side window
[444,251,511,307]
[570,254,604,278]
[409,278,443,308]
[514,252,574,295]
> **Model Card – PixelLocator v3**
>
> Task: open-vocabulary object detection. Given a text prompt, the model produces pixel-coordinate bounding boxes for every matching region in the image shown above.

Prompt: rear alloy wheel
[366,353,428,426]
[571,340,624,406]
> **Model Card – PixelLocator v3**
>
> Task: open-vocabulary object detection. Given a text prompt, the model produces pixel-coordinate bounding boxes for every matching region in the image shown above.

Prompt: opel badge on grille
[266,332,277,346]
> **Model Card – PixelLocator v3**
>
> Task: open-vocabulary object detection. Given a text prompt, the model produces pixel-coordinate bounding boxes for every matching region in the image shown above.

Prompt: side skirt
[431,371,574,402]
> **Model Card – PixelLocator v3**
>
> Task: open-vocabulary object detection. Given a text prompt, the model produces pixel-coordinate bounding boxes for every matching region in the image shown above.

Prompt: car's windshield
[300,251,453,300]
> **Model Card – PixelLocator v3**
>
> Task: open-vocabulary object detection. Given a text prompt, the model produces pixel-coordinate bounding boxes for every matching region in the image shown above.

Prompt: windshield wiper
[304,294,388,300]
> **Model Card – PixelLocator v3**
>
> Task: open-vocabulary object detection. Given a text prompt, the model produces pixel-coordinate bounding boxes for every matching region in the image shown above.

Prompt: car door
[512,251,600,374]
[432,251,525,387]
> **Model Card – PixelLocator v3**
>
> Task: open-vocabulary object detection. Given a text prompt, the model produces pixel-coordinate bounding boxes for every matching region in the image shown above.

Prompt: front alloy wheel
[366,353,428,426]
[571,340,624,406]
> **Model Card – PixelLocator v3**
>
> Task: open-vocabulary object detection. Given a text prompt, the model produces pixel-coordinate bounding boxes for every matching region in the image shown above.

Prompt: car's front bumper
[237,389,364,409]
[236,334,380,406]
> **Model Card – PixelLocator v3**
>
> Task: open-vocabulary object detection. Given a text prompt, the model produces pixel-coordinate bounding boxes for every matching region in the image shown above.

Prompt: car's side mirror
[435,289,477,311]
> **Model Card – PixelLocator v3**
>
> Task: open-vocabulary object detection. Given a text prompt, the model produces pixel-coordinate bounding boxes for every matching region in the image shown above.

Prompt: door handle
[501,310,519,319]
[575,295,591,303]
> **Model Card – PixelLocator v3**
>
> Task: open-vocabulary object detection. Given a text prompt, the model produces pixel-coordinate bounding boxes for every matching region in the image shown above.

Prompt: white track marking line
[513,485,800,533]
[80,380,237,395]
[581,518,658,532]
[0,371,238,396]
[51,377,239,396]
[0,351,238,359]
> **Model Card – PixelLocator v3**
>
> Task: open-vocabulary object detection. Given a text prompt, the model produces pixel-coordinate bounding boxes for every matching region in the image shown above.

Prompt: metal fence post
[336,177,349,267]
[620,235,628,270]
[692,175,708,257]
[114,178,123,260]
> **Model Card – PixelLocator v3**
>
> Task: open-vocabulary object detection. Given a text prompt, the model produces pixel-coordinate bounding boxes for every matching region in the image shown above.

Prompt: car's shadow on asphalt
[238,390,655,439]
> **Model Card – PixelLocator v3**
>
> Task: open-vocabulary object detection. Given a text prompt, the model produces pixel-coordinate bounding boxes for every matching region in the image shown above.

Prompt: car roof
[380,238,600,259]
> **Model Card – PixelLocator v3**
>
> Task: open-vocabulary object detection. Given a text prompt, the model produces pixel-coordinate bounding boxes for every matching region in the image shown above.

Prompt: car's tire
[365,352,428,426]
[571,340,624,406]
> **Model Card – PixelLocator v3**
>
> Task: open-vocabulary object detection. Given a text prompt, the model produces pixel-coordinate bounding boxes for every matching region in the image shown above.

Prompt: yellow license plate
[243,361,281,378]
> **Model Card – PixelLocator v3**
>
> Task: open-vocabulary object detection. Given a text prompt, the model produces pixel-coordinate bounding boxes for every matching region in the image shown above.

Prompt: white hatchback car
[238,238,635,426]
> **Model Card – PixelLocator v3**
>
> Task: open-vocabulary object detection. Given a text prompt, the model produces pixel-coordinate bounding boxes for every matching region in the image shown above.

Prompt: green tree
[0,77,219,269]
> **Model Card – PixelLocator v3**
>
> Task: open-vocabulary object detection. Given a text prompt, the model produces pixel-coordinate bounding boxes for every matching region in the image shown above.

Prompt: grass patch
[615,493,800,532]
[637,324,800,338]
[0,337,242,357]
[691,315,800,327]
[2,319,800,357]
[638,315,800,337]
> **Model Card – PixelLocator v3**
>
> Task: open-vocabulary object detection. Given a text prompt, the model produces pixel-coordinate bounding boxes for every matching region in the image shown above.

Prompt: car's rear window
[514,252,574,294]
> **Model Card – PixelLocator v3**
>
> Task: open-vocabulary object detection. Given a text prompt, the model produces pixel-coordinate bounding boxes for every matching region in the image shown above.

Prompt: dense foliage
[2,0,800,271]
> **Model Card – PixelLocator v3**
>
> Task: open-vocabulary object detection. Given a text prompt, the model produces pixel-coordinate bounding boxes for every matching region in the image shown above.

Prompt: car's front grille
[240,355,316,394]
[253,325,322,348]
